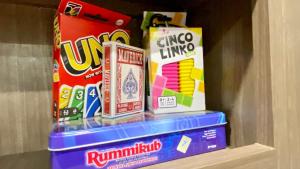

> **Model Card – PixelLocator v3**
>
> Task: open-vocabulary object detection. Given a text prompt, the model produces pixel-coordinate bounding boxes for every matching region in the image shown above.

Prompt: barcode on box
[158,96,177,108]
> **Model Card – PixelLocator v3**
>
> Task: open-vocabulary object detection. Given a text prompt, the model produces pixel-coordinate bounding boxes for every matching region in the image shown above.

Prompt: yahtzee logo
[60,30,129,76]
[64,2,82,16]
[86,139,162,168]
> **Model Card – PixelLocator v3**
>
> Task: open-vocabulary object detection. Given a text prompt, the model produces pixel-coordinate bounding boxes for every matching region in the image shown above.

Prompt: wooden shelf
[143,144,275,169]
[0,144,274,169]
[0,1,275,168]
[1,0,300,168]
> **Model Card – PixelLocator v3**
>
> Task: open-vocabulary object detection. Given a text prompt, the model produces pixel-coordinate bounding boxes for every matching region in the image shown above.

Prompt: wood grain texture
[144,144,275,169]
[0,0,275,156]
[218,0,257,147]
[268,0,300,168]
[186,0,274,147]
[0,150,50,169]
[0,4,55,156]
[251,0,273,147]
[1,0,300,168]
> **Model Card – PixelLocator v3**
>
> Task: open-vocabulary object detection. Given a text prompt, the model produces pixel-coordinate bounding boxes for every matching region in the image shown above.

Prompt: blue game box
[49,111,227,169]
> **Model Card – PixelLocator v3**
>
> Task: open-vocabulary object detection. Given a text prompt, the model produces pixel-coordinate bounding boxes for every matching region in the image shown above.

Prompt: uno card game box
[49,111,227,169]
[52,0,131,121]
[147,27,206,114]
[102,42,145,118]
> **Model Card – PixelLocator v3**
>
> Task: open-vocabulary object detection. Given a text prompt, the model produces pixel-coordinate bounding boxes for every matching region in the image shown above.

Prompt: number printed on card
[158,96,177,108]
[84,84,101,118]
[59,85,72,109]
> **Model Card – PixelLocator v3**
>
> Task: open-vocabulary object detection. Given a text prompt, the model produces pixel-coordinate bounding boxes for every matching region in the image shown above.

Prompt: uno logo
[60,30,129,76]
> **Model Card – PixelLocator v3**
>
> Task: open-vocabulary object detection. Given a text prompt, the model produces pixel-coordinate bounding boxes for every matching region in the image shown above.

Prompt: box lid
[48,111,226,151]
[57,0,131,27]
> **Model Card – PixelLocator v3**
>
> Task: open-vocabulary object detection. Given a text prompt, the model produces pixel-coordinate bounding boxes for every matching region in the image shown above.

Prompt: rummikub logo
[86,139,162,168]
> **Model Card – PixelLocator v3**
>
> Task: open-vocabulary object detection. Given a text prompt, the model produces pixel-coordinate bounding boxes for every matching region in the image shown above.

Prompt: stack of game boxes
[49,1,227,169]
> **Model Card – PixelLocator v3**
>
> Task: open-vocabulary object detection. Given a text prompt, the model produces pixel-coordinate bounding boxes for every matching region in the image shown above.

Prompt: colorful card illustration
[148,27,206,114]
[68,85,84,119]
[177,135,192,154]
[52,0,132,122]
[102,42,145,118]
[95,82,103,117]
[59,84,72,109]
[83,84,101,118]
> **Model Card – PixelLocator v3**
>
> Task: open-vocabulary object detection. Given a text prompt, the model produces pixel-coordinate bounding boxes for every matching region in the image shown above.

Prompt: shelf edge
[143,143,276,169]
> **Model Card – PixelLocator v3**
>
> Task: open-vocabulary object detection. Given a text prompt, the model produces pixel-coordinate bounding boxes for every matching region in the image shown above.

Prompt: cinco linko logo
[60,30,129,76]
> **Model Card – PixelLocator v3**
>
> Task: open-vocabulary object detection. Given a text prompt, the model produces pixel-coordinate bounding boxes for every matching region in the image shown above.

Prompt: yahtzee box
[147,27,206,114]
[52,0,131,122]
[102,42,145,118]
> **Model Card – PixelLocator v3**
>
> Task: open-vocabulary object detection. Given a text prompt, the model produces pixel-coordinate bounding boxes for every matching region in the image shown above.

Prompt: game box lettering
[102,42,145,118]
[52,0,131,121]
[49,111,227,169]
[147,27,206,114]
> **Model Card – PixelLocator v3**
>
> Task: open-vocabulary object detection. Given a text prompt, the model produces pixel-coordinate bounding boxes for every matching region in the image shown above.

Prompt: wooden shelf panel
[143,144,275,169]
[0,144,275,169]
[0,0,274,159]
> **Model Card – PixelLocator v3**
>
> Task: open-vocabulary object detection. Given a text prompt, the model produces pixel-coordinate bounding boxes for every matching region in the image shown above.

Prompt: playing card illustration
[102,42,144,117]
[83,84,101,118]
[122,69,138,99]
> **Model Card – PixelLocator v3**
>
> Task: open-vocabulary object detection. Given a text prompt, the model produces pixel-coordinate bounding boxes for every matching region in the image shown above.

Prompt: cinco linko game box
[148,27,206,114]
[52,0,131,121]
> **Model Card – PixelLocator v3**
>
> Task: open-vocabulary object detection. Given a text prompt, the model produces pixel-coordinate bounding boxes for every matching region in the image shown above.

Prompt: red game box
[52,0,131,122]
